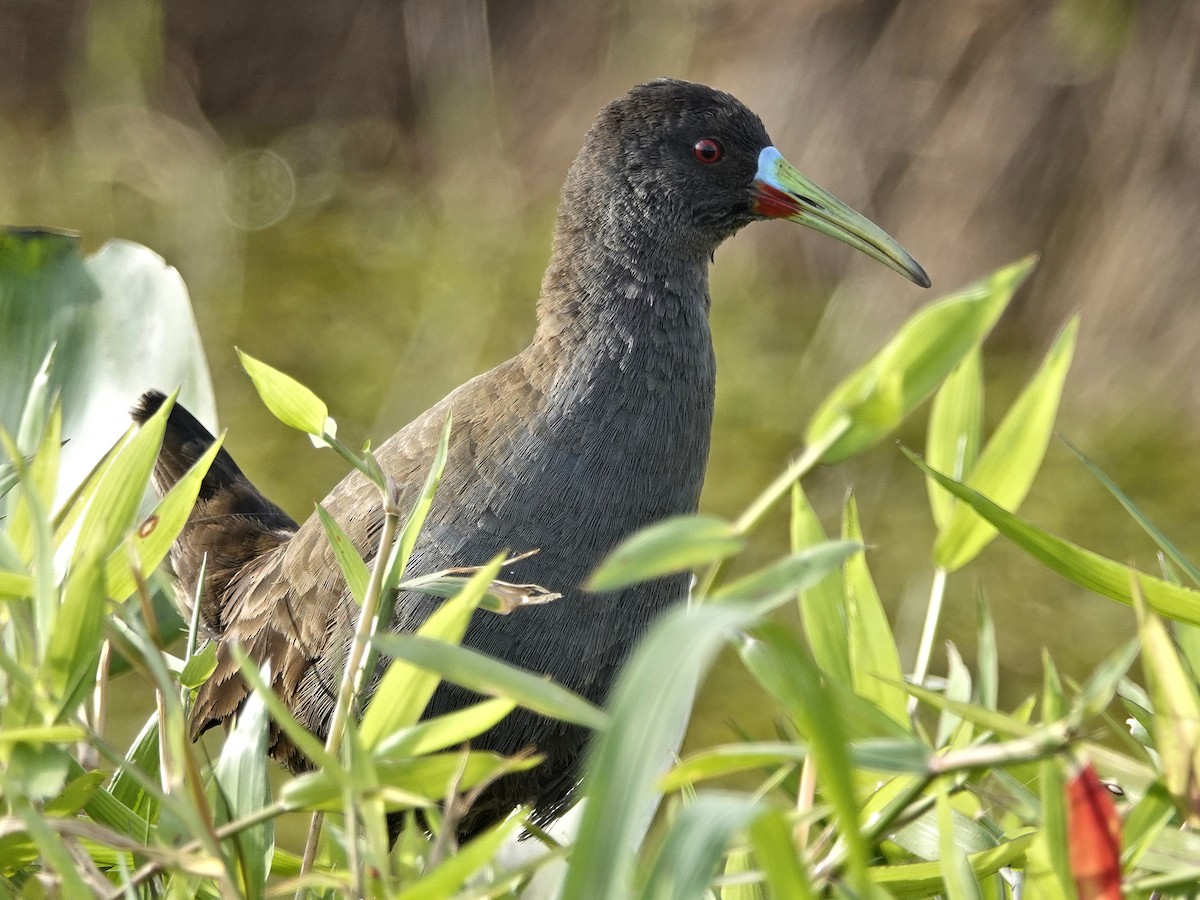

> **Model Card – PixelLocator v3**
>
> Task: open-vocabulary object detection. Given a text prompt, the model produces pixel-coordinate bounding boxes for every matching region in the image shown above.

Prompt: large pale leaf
[0,230,216,502]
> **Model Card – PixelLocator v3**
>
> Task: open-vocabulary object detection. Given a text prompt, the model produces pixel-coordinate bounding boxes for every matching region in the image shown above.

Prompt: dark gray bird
[135,78,928,838]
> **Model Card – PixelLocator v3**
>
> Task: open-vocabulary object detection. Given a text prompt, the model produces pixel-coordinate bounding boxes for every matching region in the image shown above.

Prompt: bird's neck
[516,205,717,521]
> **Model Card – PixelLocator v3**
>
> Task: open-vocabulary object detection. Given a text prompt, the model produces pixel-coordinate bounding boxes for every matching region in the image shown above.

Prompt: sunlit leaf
[807,256,1035,463]
[587,514,744,592]
[638,792,762,900]
[926,346,983,529]
[790,484,852,683]
[237,348,328,436]
[908,451,1200,626]
[843,496,908,727]
[935,317,1077,571]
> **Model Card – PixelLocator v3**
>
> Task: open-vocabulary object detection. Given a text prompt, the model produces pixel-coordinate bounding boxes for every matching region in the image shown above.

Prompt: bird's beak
[751,147,930,288]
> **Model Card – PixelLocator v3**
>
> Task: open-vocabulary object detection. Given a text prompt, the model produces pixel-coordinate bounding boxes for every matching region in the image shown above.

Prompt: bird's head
[569,78,929,287]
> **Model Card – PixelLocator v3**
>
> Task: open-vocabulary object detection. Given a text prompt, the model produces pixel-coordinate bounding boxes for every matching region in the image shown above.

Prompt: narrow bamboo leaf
[107,714,161,832]
[791,484,852,683]
[44,770,105,817]
[661,738,928,791]
[748,808,816,900]
[935,317,1077,571]
[0,570,33,598]
[383,414,452,596]
[720,847,762,900]
[713,540,860,607]
[842,496,909,727]
[14,806,94,897]
[1134,586,1200,824]
[739,624,873,893]
[362,414,453,691]
[103,432,223,602]
[373,698,517,759]
[937,785,983,899]
[372,634,608,732]
[315,503,369,604]
[890,798,1002,861]
[394,815,522,900]
[909,451,1200,626]
[564,602,770,900]
[43,558,106,703]
[212,667,273,897]
[1026,657,1073,898]
[230,647,341,778]
[1121,781,1175,869]
[0,725,85,743]
[237,349,328,435]
[662,743,811,791]
[1063,436,1200,588]
[359,554,504,747]
[975,591,998,710]
[638,792,762,900]
[587,514,744,592]
[179,642,219,689]
[73,390,175,568]
[868,830,1035,897]
[806,256,1035,463]
[936,642,973,749]
[283,750,536,811]
[926,347,983,529]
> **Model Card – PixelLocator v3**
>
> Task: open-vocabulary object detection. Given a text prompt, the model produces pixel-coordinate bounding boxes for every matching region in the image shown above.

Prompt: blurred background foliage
[2,0,1198,747]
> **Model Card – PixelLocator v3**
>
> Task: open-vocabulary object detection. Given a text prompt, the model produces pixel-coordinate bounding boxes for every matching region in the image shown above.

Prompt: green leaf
[587,514,744,592]
[908,450,1200,625]
[713,540,860,607]
[372,634,609,732]
[212,667,273,897]
[0,569,33,599]
[1135,586,1200,823]
[73,389,175,567]
[282,750,536,812]
[868,829,1035,897]
[739,624,873,892]
[359,553,504,748]
[1063,436,1200,588]
[394,815,522,900]
[179,642,219,689]
[103,429,224,602]
[373,698,517,759]
[937,785,983,899]
[315,503,369,605]
[934,317,1078,571]
[638,792,762,900]
[926,347,983,529]
[748,809,816,900]
[806,256,1035,463]
[842,496,908,727]
[237,348,328,435]
[565,600,780,900]
[790,484,852,683]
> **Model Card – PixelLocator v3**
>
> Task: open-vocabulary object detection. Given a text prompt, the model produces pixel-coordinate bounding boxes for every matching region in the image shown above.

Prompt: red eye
[693,138,723,164]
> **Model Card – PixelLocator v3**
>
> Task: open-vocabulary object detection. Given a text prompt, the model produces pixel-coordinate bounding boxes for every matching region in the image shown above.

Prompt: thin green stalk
[697,417,849,597]
[297,482,402,893]
[908,566,948,716]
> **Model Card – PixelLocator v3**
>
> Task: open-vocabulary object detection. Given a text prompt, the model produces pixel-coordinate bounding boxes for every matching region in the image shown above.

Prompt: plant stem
[697,417,849,597]
[296,484,402,893]
[908,566,948,715]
